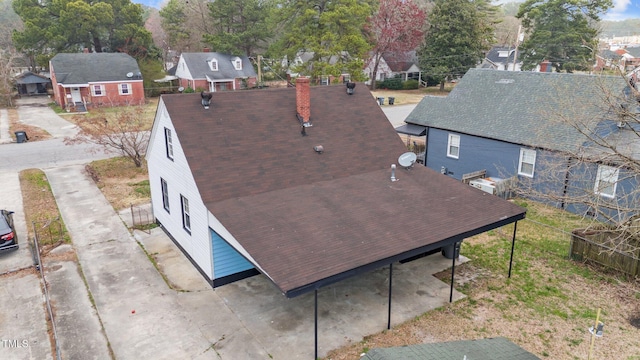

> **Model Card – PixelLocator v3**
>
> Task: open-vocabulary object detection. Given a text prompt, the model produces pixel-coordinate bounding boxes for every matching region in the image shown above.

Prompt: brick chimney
[203,47,210,53]
[83,48,89,54]
[540,60,552,73]
[296,77,311,125]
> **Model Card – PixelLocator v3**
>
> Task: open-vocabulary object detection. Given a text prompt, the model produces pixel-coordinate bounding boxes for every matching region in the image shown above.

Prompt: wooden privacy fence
[570,229,640,277]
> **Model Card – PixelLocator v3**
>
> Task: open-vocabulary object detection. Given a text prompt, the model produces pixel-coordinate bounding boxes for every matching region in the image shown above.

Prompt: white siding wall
[147,99,213,279]
[363,57,393,83]
[174,56,193,80]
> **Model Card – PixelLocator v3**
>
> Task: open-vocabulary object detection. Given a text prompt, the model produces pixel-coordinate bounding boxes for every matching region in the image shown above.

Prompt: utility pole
[512,25,523,71]
[257,55,262,86]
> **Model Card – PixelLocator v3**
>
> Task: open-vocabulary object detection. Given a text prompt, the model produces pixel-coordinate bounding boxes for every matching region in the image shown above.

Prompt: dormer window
[208,58,218,71]
[232,57,242,70]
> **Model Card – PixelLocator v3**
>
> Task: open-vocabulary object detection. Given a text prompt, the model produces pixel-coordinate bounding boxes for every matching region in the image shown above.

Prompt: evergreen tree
[271,0,375,82]
[516,0,612,72]
[204,0,275,57]
[12,0,154,68]
[418,0,496,90]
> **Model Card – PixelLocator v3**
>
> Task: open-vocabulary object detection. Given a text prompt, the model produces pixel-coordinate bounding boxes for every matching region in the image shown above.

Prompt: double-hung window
[447,134,460,159]
[91,85,105,96]
[119,83,131,95]
[594,165,619,198]
[208,59,218,71]
[518,148,536,177]
[164,128,174,160]
[181,195,191,233]
[161,178,170,213]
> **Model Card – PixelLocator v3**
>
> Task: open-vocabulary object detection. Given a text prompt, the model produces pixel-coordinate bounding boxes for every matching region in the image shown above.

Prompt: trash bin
[377,97,385,105]
[15,131,28,143]
[388,97,395,105]
[442,241,461,259]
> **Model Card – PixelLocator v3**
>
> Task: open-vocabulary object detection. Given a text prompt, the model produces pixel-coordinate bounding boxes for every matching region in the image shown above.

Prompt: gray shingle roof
[625,46,640,58]
[50,53,141,84]
[405,68,627,153]
[180,52,256,80]
[484,46,519,66]
[363,337,540,360]
[15,71,50,84]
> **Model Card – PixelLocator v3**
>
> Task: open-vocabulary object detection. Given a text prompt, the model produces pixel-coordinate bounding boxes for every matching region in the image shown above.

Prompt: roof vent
[495,79,514,84]
[346,82,356,95]
[201,91,212,109]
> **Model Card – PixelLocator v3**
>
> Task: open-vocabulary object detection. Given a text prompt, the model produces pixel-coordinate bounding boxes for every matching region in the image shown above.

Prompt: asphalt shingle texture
[50,53,141,84]
[363,337,540,360]
[162,84,526,297]
[180,52,256,80]
[405,68,627,153]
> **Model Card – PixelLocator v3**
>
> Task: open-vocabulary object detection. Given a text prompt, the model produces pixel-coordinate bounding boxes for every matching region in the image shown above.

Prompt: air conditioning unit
[469,178,497,195]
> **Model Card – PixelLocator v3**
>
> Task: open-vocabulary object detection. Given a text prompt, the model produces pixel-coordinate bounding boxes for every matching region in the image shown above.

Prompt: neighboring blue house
[404,68,639,223]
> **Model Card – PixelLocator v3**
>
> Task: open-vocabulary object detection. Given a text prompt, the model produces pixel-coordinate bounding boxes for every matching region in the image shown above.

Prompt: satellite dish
[126,72,134,78]
[398,152,417,169]
[178,87,185,93]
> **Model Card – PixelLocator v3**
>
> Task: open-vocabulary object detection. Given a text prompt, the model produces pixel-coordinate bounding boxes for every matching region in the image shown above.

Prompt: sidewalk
[0,108,11,144]
[44,165,217,359]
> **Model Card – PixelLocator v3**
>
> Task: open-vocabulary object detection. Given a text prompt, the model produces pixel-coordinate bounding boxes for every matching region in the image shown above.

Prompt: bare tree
[514,72,639,253]
[0,49,18,108]
[64,107,150,167]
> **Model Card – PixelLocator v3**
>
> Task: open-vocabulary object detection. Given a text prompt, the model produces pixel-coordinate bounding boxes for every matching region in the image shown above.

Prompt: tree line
[5,0,614,91]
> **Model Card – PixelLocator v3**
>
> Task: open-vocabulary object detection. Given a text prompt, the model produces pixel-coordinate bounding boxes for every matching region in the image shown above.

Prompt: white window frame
[91,84,105,96]
[447,134,460,159]
[161,178,170,213]
[594,165,619,198]
[208,59,218,71]
[232,57,242,70]
[164,128,174,160]
[180,195,191,233]
[518,148,536,177]
[119,83,131,95]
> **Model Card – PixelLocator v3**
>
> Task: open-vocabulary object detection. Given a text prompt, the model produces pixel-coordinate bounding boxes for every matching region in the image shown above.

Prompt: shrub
[403,79,419,90]
[378,78,403,90]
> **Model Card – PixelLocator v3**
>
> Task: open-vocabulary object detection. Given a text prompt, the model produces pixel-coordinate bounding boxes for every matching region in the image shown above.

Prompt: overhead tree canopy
[272,0,375,82]
[516,0,613,72]
[204,0,275,57]
[418,0,497,89]
[12,0,154,68]
[365,0,427,90]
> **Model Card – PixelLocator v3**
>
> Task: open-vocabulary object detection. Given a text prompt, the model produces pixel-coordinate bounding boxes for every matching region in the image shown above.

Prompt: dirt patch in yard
[86,157,150,211]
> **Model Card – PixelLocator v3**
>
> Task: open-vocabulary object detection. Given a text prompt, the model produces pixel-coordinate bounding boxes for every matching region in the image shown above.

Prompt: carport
[211,165,526,358]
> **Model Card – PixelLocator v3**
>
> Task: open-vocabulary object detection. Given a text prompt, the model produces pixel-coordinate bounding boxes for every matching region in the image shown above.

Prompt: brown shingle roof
[162,85,526,297]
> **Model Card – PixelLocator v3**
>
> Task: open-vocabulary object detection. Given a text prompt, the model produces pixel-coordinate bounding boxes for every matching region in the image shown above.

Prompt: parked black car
[0,210,18,252]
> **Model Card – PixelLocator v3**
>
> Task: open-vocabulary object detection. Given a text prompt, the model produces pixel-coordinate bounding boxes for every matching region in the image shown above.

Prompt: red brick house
[174,51,257,92]
[50,52,145,112]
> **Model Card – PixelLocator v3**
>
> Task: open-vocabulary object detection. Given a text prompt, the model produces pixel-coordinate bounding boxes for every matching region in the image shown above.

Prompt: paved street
[0,97,466,360]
